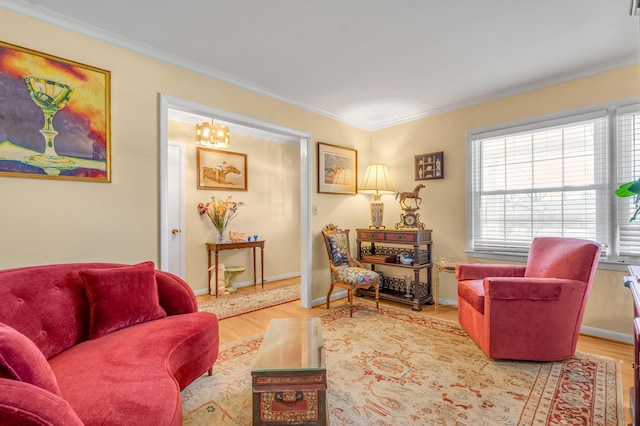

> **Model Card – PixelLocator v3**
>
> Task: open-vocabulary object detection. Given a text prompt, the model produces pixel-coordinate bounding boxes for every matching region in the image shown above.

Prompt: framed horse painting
[196,147,247,190]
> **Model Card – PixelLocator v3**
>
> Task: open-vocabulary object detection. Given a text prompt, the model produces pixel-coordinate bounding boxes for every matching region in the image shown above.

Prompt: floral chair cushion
[326,232,350,266]
[333,266,381,286]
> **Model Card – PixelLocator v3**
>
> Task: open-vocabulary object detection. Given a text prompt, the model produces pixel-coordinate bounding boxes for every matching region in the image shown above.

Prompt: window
[617,106,640,258]
[468,102,640,263]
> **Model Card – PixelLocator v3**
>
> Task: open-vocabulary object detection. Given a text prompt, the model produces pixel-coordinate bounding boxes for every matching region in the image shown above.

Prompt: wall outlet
[312,205,318,215]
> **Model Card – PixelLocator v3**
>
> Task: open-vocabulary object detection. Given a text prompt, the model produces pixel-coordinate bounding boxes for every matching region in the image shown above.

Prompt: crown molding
[368,54,640,131]
[0,0,371,129]
[1,0,637,132]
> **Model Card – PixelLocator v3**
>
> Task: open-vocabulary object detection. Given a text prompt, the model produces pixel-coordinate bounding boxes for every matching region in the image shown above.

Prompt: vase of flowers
[198,196,245,242]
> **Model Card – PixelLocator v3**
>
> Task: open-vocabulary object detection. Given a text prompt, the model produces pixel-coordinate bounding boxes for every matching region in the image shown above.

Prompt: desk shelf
[356,228,432,311]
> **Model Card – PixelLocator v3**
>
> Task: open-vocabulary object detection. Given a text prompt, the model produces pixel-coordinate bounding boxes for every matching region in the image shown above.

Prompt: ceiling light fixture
[195,119,230,149]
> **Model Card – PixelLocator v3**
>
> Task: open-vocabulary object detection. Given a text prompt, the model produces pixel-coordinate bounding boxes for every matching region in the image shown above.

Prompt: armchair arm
[328,263,344,278]
[155,270,198,315]
[350,258,365,268]
[481,277,589,360]
[484,277,584,301]
[456,264,526,281]
[0,379,83,426]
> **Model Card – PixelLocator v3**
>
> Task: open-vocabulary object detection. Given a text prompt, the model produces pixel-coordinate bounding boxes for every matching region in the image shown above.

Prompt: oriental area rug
[181,304,623,425]
[198,282,300,319]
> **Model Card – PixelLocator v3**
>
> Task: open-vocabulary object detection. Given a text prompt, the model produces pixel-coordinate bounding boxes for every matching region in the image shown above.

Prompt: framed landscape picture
[415,151,444,180]
[0,41,111,182]
[317,142,357,194]
[197,148,248,190]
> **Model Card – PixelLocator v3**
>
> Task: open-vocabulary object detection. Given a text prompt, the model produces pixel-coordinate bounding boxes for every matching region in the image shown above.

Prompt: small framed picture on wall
[317,142,358,194]
[196,148,248,190]
[415,151,444,180]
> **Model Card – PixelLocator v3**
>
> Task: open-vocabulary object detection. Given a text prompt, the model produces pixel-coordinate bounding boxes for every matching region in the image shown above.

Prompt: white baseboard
[312,289,347,307]
[436,298,632,344]
[193,272,301,296]
[315,295,634,345]
[201,284,633,344]
[580,325,633,344]
[438,297,458,307]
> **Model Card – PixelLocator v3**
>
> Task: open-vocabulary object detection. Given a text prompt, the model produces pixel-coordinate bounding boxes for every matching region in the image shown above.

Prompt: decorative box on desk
[251,318,327,426]
[356,228,433,311]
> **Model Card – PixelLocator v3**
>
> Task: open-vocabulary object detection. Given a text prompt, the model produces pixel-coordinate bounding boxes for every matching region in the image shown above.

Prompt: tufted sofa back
[0,263,196,360]
[0,264,95,359]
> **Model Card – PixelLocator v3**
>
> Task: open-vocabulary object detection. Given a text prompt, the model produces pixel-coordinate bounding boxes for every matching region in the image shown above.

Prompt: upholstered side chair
[321,224,381,317]
[456,237,601,361]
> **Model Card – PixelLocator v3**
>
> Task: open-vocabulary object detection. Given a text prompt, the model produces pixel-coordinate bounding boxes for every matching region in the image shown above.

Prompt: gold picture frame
[196,147,248,190]
[415,151,444,180]
[317,142,358,194]
[0,41,111,182]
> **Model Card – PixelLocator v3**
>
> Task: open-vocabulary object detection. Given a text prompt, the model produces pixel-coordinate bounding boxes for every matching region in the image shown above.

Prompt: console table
[356,228,432,311]
[433,257,481,313]
[206,240,265,297]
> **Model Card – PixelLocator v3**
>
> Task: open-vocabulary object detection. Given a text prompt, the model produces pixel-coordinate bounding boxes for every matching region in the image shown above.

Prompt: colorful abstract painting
[0,41,110,181]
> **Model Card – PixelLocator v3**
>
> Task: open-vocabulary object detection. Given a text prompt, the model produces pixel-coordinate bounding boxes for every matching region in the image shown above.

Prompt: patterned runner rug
[198,283,300,320]
[182,303,623,425]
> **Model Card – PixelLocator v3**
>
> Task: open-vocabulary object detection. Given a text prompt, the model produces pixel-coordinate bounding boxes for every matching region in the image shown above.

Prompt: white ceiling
[3,0,639,131]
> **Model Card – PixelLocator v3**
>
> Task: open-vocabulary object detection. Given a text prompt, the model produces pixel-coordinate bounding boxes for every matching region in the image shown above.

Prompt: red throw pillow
[80,262,166,340]
[0,322,61,396]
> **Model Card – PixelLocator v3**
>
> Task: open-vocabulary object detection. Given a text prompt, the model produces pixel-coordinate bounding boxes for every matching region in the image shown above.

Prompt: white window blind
[617,105,640,257]
[470,111,608,254]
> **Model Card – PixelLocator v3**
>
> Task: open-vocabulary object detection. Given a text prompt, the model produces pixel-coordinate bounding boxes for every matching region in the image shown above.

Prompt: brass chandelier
[195,119,230,149]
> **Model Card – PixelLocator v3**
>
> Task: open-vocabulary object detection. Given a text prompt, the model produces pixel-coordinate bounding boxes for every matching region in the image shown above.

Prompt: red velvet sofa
[0,262,219,425]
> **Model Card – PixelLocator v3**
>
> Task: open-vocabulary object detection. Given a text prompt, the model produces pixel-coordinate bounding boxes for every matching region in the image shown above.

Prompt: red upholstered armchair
[456,237,601,361]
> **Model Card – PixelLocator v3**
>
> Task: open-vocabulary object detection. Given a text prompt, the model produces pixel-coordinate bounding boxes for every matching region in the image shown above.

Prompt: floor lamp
[359,164,395,228]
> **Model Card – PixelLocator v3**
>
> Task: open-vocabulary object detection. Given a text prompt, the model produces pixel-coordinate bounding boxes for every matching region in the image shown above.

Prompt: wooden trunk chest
[251,318,327,425]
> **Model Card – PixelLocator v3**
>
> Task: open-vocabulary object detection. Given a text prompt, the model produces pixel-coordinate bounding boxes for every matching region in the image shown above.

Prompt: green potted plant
[615,179,640,222]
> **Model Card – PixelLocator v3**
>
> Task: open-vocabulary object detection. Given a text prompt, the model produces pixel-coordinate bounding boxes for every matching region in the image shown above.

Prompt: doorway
[158,94,313,309]
[167,141,185,277]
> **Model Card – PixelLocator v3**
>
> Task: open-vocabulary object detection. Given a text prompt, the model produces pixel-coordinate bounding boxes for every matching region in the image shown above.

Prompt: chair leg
[326,284,334,309]
[348,289,354,317]
[375,281,380,309]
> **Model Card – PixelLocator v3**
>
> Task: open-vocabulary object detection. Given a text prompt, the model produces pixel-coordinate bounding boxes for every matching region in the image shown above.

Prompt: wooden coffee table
[251,318,327,425]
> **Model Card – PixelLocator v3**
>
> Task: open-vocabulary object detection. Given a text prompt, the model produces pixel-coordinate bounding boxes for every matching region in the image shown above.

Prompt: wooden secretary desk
[355,228,433,311]
[625,265,640,426]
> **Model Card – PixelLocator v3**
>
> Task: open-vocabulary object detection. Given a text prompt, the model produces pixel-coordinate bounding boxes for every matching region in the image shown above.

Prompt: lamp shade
[359,164,394,228]
[358,164,395,194]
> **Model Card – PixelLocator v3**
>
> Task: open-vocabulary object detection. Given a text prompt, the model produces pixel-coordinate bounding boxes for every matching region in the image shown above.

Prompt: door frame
[159,94,313,309]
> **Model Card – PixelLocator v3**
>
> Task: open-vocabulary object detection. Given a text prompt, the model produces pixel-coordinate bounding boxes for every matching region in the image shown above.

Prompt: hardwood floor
[199,279,635,425]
